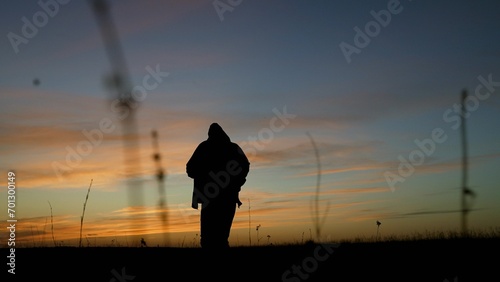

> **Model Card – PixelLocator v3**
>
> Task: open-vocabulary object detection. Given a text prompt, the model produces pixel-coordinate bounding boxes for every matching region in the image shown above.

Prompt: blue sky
[1,0,499,246]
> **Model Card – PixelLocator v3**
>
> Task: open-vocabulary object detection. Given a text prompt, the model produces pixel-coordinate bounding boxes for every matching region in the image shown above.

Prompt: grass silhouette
[307,132,330,242]
[8,229,499,281]
[48,201,56,247]
[79,179,93,248]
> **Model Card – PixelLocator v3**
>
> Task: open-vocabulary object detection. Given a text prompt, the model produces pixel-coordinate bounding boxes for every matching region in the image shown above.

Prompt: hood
[208,123,230,143]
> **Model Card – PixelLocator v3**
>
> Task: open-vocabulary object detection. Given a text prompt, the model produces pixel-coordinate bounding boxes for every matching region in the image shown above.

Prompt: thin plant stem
[48,201,56,247]
[307,132,329,241]
[79,179,93,248]
[248,198,252,246]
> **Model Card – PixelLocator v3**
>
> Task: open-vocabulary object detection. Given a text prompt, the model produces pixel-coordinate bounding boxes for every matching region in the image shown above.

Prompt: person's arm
[186,143,204,179]
[234,144,250,186]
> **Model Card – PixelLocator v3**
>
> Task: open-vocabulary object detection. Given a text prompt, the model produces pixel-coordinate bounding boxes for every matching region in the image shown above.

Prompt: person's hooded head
[208,123,230,143]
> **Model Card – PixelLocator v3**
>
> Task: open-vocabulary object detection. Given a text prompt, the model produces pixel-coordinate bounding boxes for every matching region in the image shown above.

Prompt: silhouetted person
[186,123,250,249]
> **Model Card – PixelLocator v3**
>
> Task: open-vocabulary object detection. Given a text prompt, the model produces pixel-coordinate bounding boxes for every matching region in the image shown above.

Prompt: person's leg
[200,201,236,249]
[218,202,236,247]
[200,203,216,249]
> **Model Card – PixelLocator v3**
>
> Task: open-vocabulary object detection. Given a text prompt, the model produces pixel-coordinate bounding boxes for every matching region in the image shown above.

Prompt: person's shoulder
[230,142,247,156]
[198,140,210,147]
[192,140,210,152]
[230,142,242,150]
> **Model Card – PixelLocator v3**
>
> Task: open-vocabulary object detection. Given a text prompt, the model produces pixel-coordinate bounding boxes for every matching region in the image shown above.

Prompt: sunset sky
[1,0,500,247]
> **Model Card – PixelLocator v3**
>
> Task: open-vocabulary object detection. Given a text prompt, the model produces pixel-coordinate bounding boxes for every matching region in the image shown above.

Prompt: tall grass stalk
[79,179,93,248]
[248,198,252,246]
[41,217,48,247]
[48,201,56,247]
[151,129,169,246]
[256,224,262,245]
[30,225,36,247]
[376,220,382,241]
[307,132,329,241]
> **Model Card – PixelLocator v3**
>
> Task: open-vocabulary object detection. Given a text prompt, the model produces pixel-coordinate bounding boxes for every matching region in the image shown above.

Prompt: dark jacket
[186,123,250,209]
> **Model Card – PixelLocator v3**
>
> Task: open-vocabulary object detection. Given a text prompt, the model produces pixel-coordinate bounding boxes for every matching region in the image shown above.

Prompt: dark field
[5,238,499,281]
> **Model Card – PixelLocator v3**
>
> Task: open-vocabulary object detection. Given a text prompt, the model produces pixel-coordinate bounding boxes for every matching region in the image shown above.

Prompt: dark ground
[4,238,498,281]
